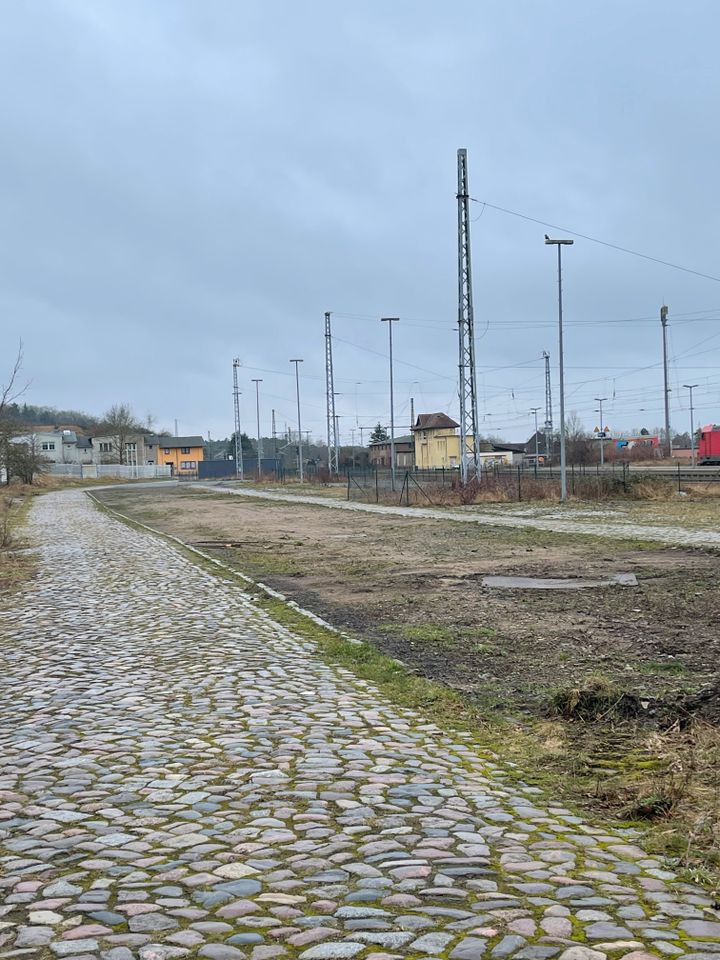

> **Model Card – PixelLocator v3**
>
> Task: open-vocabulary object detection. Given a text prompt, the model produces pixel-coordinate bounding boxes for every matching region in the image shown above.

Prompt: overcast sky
[3,0,720,443]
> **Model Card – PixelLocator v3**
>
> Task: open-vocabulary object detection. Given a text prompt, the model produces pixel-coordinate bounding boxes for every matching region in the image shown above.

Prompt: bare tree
[0,342,30,485]
[565,411,596,465]
[99,403,143,464]
[7,435,45,485]
[0,341,27,421]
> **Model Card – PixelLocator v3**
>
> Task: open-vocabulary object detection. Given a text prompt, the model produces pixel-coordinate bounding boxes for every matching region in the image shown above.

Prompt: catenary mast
[457,149,481,482]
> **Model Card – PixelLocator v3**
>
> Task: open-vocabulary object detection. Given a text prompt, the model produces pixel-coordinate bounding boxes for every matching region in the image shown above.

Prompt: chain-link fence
[340,462,641,505]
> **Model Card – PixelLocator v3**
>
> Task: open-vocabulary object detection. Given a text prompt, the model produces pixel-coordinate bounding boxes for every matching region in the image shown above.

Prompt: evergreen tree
[370,422,389,443]
[226,432,256,457]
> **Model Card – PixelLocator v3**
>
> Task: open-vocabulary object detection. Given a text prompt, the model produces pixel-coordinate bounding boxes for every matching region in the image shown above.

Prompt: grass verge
[0,490,35,594]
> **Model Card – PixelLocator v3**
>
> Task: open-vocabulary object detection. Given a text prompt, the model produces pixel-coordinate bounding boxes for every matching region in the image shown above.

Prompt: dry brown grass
[0,494,33,593]
[617,720,720,881]
[626,478,678,500]
[683,483,720,498]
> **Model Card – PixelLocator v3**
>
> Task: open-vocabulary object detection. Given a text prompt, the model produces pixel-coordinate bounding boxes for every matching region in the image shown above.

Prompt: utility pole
[324,311,339,474]
[232,358,244,480]
[545,237,574,501]
[251,379,262,480]
[530,407,540,476]
[174,418,178,437]
[457,148,481,483]
[542,350,553,462]
[271,408,277,460]
[410,396,415,433]
[595,396,607,467]
[381,317,399,491]
[290,359,304,482]
[661,305,672,458]
[684,383,698,467]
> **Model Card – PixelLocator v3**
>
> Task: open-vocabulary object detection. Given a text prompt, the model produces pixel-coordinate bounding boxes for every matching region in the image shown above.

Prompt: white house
[11,431,95,465]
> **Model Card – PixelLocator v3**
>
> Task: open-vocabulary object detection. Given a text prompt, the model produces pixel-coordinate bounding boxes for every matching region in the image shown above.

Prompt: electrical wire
[470,199,720,283]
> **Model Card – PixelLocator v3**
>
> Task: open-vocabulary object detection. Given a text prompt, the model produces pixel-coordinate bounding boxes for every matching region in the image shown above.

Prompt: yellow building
[143,435,205,477]
[412,413,461,468]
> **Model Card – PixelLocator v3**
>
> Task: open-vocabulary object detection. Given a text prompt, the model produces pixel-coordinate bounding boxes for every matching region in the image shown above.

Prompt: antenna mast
[232,358,244,480]
[542,350,553,462]
[325,311,339,473]
[457,148,480,482]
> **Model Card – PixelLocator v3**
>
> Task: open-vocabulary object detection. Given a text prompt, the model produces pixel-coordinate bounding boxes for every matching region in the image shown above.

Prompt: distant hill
[4,403,100,431]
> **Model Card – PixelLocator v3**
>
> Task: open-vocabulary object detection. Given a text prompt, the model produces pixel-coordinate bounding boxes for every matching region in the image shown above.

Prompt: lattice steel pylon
[232,358,244,480]
[542,350,553,462]
[324,311,339,473]
[457,148,480,483]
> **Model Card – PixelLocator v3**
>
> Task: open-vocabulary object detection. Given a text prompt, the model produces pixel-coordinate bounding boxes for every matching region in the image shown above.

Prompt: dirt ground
[97,486,720,713]
[95,485,720,883]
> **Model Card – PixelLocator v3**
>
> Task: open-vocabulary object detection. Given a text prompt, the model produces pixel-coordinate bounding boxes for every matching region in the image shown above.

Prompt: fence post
[375,467,379,503]
[677,460,681,492]
[347,469,351,501]
[571,462,575,495]
[517,465,522,501]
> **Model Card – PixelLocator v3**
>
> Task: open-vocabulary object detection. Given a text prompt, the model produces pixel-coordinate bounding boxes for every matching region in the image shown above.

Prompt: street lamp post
[251,379,263,481]
[290,359,304,482]
[684,383,698,467]
[595,396,607,467]
[381,317,399,491]
[544,237,574,500]
[530,407,540,477]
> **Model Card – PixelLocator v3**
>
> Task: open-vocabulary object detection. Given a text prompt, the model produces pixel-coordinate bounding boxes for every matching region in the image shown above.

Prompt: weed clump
[550,675,645,721]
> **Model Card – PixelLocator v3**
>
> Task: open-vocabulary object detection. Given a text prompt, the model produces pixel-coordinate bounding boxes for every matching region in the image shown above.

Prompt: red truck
[698,425,720,464]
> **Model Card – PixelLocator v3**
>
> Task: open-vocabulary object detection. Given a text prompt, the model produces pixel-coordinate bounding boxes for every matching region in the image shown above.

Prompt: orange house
[143,435,204,477]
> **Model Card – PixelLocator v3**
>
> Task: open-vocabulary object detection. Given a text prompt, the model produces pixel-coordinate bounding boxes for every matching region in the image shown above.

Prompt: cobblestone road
[1,491,718,960]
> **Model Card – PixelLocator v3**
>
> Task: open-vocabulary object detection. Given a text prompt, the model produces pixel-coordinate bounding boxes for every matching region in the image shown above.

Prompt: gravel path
[1,490,718,960]
[196,485,720,549]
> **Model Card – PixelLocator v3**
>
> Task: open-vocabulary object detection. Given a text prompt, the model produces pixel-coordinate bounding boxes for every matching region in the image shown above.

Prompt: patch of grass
[231,549,303,577]
[638,660,688,676]
[378,623,499,653]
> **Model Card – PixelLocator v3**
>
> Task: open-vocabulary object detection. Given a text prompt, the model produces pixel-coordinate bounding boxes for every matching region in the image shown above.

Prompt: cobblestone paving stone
[1,490,719,960]
[195,485,720,549]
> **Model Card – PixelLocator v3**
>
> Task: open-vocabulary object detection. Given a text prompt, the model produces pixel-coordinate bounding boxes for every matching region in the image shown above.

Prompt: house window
[99,442,113,453]
[180,446,190,454]
[180,461,196,469]
[42,442,55,451]
[163,448,171,454]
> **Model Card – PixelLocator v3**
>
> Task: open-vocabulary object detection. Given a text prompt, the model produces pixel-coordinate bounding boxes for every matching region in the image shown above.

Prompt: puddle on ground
[482,573,638,590]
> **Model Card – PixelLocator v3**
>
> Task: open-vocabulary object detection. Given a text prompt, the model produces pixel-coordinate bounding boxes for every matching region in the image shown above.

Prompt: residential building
[12,430,94,465]
[144,435,204,476]
[368,436,414,468]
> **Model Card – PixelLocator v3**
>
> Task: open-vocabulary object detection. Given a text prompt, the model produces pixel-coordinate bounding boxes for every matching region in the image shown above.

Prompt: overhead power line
[471,199,720,283]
